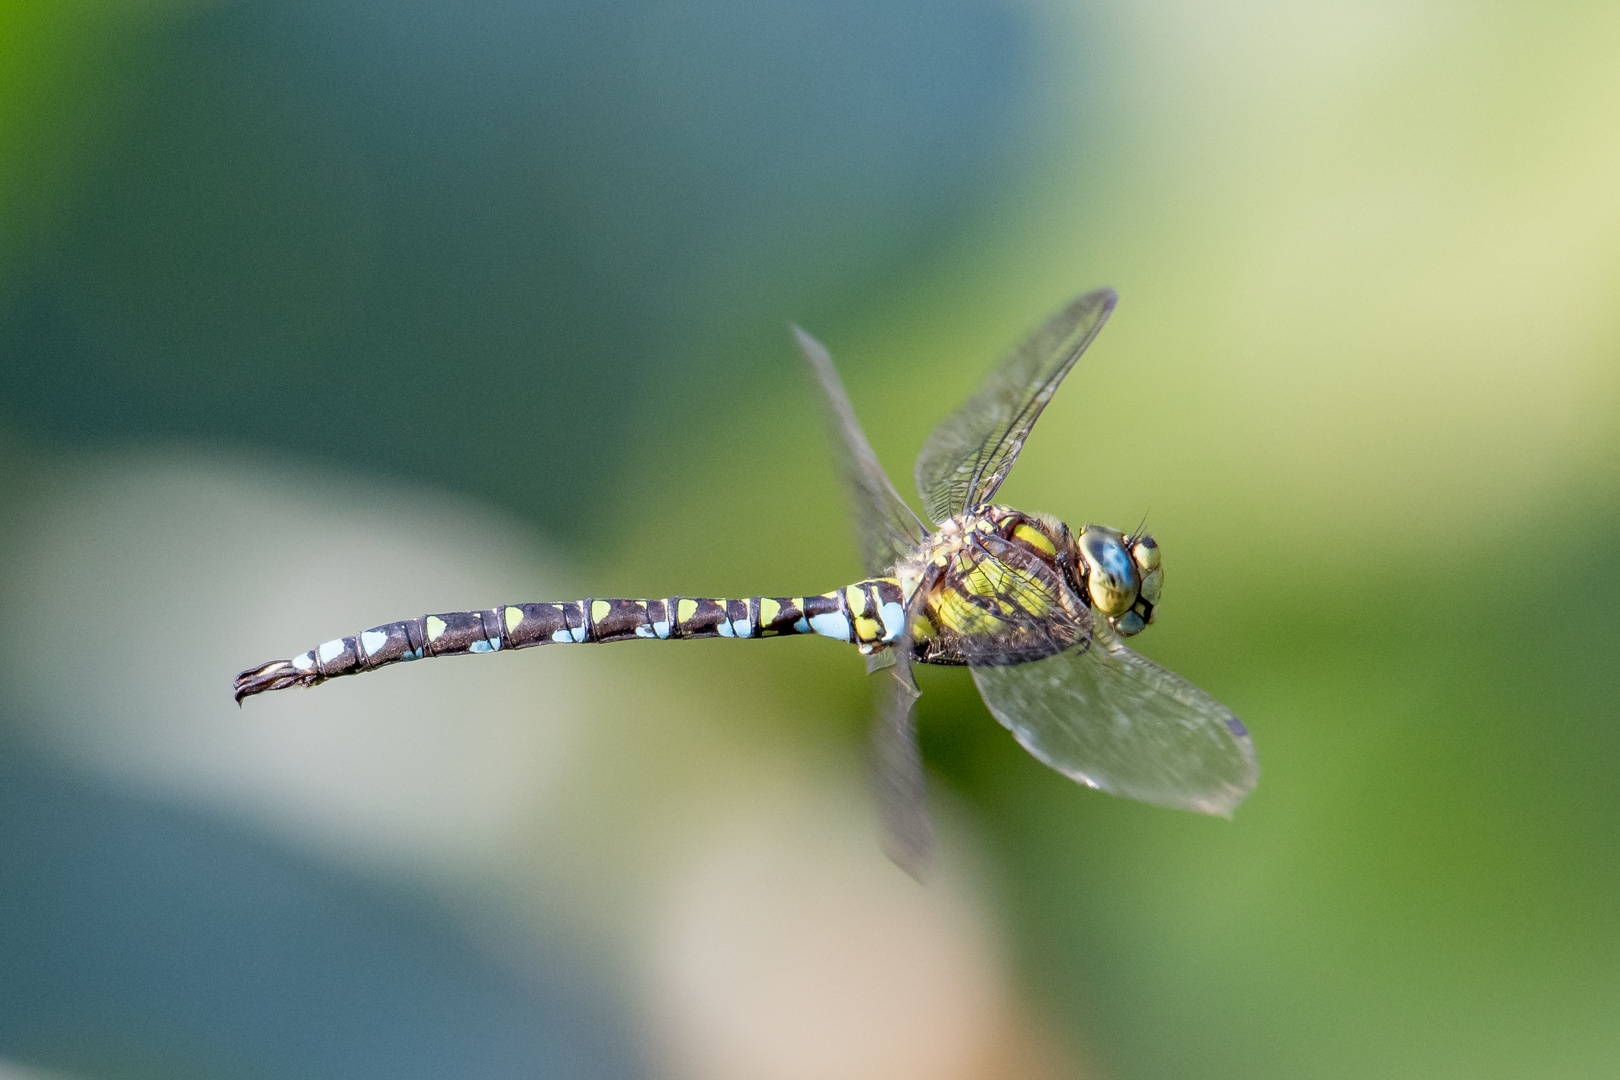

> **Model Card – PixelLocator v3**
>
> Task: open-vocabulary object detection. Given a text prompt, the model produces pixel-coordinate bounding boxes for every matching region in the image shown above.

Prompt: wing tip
[1199,784,1256,819]
[881,834,933,884]
[788,322,823,353]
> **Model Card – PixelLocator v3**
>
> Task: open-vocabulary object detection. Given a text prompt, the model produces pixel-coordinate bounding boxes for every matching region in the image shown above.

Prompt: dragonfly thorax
[893,509,1163,657]
[900,505,1065,579]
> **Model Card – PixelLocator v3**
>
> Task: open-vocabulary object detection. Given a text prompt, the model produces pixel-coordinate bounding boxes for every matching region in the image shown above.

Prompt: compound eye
[1137,568,1161,605]
[1131,535,1160,573]
[1114,610,1146,636]
[1078,529,1139,617]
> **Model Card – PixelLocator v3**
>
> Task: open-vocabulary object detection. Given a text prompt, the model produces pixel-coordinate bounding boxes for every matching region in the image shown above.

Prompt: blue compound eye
[1078,529,1139,617]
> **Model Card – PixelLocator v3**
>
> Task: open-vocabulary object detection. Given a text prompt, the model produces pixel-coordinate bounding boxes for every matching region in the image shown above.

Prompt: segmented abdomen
[233,579,908,702]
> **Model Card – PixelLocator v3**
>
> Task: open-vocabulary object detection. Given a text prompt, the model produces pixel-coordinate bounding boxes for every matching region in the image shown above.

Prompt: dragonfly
[235,288,1258,869]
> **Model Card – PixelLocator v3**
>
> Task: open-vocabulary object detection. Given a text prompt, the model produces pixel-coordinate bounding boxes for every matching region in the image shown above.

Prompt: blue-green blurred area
[0,751,638,1079]
[0,0,1026,518]
[2,0,1619,1078]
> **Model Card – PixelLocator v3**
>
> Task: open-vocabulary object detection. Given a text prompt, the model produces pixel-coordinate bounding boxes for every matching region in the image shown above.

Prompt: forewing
[914,288,1116,524]
[794,325,928,576]
[970,622,1258,816]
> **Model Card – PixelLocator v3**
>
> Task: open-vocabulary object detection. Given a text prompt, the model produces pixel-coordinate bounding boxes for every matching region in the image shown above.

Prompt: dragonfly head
[1075,527,1162,637]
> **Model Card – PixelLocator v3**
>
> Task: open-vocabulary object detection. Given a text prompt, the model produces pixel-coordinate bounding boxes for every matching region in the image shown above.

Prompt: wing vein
[914,288,1117,523]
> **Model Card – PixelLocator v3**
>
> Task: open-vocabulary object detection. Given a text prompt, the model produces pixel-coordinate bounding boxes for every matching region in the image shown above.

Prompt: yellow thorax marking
[963,557,1009,597]
[1013,522,1057,555]
[962,555,1056,616]
[934,587,998,634]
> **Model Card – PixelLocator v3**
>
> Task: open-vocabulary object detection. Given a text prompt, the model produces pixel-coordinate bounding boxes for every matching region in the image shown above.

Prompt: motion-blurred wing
[870,639,933,877]
[914,289,1116,525]
[868,564,945,877]
[970,620,1258,815]
[794,326,928,577]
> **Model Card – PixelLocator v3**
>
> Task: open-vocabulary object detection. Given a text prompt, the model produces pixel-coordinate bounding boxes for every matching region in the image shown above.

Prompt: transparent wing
[794,325,929,577]
[871,653,933,877]
[868,568,941,878]
[914,288,1116,525]
[970,620,1258,816]
[936,533,1087,666]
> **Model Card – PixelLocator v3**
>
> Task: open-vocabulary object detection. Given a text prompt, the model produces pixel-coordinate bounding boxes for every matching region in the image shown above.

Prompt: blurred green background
[1,0,1617,1078]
